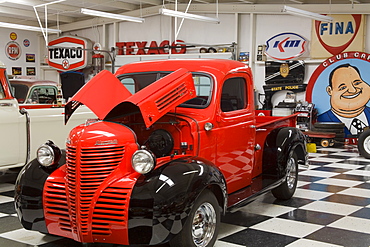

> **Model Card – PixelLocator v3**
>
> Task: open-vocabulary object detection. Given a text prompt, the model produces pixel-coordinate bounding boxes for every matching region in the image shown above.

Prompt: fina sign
[311,14,365,59]
[265,32,307,60]
[48,36,91,71]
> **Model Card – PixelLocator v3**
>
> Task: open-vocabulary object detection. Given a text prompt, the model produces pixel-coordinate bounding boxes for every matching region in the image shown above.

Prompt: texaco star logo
[62,59,70,69]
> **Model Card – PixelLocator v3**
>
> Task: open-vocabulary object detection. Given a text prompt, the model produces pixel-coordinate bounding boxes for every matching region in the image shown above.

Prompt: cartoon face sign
[327,64,370,118]
[306,52,370,137]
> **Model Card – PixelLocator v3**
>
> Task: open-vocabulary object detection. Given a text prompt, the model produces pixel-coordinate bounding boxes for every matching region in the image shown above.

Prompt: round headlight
[132,150,155,174]
[37,145,55,166]
[36,140,61,167]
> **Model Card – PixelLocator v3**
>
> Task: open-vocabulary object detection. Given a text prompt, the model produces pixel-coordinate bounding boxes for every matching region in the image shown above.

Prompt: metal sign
[5,41,21,61]
[265,60,305,84]
[10,32,17,41]
[311,14,365,59]
[48,36,91,71]
[265,32,307,61]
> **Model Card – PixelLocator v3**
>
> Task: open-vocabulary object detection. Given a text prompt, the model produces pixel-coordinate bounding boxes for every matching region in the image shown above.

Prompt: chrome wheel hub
[286,156,297,189]
[363,136,370,154]
[192,202,216,247]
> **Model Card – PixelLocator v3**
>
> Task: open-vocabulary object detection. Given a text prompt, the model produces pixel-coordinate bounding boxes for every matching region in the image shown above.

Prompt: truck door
[216,75,256,194]
[0,73,26,167]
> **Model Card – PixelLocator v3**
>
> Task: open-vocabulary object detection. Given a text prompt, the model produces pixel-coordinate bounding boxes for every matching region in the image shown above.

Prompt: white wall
[253,14,315,105]
[119,15,171,42]
[95,13,343,105]
[238,14,252,56]
[32,12,370,107]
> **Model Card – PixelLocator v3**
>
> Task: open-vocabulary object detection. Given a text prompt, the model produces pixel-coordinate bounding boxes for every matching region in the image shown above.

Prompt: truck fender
[14,150,66,233]
[128,157,227,245]
[262,127,307,179]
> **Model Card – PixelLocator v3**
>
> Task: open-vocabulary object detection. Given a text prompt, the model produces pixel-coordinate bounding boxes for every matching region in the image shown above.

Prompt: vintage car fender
[14,151,66,233]
[128,157,227,245]
[262,127,307,179]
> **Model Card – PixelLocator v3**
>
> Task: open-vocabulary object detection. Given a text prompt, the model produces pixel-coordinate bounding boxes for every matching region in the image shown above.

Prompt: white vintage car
[0,62,95,169]
[10,79,59,105]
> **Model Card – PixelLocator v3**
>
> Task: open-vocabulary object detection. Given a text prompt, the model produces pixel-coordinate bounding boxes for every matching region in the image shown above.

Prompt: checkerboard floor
[1,145,370,247]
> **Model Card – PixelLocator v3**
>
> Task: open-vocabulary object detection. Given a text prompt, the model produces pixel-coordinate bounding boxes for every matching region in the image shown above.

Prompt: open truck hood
[65,68,196,128]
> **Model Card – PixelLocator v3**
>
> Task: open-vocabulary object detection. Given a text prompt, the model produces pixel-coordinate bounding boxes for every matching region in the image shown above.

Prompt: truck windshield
[119,72,212,108]
[10,84,28,103]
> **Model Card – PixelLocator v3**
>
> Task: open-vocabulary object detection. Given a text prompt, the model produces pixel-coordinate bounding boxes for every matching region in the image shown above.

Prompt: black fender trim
[263,127,307,179]
[128,156,227,245]
[14,150,66,233]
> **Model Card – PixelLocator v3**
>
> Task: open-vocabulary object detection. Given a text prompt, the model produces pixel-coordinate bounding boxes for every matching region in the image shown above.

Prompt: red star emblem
[62,59,70,69]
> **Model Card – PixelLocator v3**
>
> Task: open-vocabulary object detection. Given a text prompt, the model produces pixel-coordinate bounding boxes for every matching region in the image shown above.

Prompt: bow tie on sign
[350,118,366,134]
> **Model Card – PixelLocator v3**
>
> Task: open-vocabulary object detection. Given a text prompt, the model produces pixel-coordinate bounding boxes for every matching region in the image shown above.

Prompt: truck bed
[255,112,298,129]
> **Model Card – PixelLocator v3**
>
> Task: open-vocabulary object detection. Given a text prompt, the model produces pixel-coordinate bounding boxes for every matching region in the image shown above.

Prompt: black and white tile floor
[0,145,370,247]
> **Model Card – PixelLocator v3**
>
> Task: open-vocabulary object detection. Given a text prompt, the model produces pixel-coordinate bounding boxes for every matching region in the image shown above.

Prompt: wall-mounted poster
[306,51,370,137]
[311,14,365,59]
[26,53,35,62]
[239,52,249,62]
[12,67,22,75]
[26,67,35,76]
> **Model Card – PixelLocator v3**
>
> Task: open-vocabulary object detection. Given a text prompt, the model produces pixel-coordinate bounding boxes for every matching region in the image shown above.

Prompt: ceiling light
[34,0,66,8]
[0,21,61,33]
[159,8,220,24]
[81,8,144,23]
[282,5,333,22]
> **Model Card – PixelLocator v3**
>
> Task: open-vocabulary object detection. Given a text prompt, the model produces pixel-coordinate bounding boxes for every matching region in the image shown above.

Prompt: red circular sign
[5,41,21,61]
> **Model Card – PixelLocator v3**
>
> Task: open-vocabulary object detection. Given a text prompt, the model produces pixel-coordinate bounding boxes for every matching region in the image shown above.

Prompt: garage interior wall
[0,28,40,78]
[13,12,370,107]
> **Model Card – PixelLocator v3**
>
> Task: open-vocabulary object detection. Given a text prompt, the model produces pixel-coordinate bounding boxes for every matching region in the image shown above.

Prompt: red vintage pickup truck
[15,59,308,247]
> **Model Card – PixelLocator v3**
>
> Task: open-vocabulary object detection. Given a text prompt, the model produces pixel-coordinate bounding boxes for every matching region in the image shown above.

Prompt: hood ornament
[95,139,118,146]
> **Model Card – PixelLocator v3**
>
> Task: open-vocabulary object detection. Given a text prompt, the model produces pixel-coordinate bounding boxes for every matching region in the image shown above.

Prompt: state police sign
[265,32,307,61]
[48,36,92,71]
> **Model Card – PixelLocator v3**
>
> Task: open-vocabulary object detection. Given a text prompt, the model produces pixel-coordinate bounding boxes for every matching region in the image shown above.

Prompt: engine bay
[113,113,195,158]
